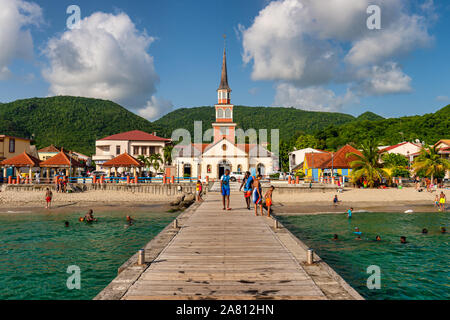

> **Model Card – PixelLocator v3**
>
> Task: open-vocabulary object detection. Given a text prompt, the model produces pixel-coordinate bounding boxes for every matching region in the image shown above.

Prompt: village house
[302,145,362,182]
[93,130,171,171]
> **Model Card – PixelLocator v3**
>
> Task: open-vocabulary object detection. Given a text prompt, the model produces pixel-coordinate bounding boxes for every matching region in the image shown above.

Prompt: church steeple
[217,37,231,105]
[218,48,231,92]
[213,38,236,143]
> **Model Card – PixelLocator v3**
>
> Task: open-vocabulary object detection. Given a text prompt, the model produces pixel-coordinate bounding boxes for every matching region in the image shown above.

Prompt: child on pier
[264,186,275,217]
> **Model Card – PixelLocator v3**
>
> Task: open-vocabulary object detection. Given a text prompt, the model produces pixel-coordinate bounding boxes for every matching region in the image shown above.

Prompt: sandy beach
[273,187,449,215]
[0,189,175,209]
[0,187,448,214]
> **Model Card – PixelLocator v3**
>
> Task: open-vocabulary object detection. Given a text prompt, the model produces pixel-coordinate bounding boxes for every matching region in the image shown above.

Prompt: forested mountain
[0,96,159,155]
[0,96,447,158]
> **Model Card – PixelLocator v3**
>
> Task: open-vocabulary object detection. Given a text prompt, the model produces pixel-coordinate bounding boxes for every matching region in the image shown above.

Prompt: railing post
[307,249,314,265]
[137,249,145,265]
[173,219,178,229]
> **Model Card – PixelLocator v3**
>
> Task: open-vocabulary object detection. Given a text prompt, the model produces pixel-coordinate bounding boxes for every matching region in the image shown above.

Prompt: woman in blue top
[221,169,231,211]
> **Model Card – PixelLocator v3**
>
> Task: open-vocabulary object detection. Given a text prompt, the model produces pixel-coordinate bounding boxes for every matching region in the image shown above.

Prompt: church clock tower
[213,46,236,143]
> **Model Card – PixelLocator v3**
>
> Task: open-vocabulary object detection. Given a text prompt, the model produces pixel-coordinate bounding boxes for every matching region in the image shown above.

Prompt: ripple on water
[0,210,178,300]
[278,211,449,300]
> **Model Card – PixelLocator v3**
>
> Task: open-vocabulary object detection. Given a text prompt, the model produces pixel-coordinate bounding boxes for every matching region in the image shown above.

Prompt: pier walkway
[96,192,363,300]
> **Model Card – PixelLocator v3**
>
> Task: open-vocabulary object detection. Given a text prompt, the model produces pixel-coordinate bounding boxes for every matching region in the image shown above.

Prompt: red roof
[1,152,41,167]
[102,153,143,167]
[40,151,84,168]
[38,145,61,153]
[320,145,362,169]
[305,153,332,168]
[305,145,362,169]
[99,130,170,142]
[380,142,421,153]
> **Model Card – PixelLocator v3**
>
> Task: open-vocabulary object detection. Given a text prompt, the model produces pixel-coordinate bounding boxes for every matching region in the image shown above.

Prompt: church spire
[218,47,231,91]
[217,35,231,105]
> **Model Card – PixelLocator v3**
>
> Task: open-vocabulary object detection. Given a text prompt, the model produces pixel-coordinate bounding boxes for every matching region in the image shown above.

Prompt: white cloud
[356,62,412,95]
[240,0,434,107]
[436,96,450,102]
[42,11,170,119]
[0,0,42,79]
[274,83,357,112]
[138,96,173,121]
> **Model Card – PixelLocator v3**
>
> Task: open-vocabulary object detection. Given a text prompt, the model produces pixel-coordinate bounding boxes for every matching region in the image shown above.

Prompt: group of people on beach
[219,169,274,217]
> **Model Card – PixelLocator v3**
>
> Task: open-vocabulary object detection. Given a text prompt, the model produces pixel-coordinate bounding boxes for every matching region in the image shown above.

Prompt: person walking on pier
[253,175,263,216]
[221,169,231,211]
[239,171,253,210]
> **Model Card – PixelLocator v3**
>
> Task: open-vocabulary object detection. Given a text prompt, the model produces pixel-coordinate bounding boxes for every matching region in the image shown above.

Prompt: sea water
[278,212,449,300]
[0,209,178,300]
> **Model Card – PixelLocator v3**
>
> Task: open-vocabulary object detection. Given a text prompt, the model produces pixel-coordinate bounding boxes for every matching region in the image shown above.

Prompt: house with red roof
[379,141,422,162]
[303,145,362,182]
[173,47,276,179]
[93,130,171,171]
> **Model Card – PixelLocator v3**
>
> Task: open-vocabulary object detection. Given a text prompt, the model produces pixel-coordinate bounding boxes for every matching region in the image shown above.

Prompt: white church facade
[173,47,276,179]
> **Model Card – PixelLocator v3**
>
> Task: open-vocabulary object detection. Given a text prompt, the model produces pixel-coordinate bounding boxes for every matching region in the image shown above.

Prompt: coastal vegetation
[347,140,386,187]
[412,146,450,181]
[0,96,448,166]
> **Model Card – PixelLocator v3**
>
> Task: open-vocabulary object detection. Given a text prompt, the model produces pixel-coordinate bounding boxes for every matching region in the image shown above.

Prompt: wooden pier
[96,192,363,300]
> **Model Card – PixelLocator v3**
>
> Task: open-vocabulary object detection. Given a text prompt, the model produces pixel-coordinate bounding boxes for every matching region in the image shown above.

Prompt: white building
[173,47,276,179]
[93,130,171,171]
[380,141,422,162]
[289,148,326,172]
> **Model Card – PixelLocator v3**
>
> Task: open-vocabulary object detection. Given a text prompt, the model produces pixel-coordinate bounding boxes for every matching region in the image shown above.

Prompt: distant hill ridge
[0,96,447,155]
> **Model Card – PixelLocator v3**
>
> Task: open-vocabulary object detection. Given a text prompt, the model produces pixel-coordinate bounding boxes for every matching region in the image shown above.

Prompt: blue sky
[1,0,449,120]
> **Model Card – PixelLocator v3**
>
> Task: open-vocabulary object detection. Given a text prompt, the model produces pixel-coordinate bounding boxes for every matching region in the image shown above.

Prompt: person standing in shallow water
[45,188,53,209]
[221,169,231,211]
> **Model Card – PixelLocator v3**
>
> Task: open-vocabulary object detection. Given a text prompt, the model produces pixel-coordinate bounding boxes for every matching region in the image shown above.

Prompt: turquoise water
[0,209,178,300]
[278,212,449,300]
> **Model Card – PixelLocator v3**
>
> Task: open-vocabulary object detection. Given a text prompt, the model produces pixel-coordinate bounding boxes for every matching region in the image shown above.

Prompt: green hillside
[0,96,447,159]
[154,106,357,141]
[315,105,450,150]
[0,96,159,155]
[356,111,385,121]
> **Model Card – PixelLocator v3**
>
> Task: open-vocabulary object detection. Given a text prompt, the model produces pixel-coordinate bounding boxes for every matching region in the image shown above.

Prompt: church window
[225,109,231,118]
[220,127,228,135]
[217,108,224,118]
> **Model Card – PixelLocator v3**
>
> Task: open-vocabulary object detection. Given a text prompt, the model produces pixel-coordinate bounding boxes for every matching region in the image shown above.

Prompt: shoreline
[274,200,445,215]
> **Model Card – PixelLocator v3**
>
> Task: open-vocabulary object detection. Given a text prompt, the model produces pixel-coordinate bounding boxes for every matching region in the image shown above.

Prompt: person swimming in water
[126,215,135,226]
[332,234,339,241]
[347,207,353,218]
[84,209,96,223]
[422,228,428,234]
[375,235,381,241]
[64,221,70,228]
[400,236,408,244]
[441,227,447,234]
[354,227,362,240]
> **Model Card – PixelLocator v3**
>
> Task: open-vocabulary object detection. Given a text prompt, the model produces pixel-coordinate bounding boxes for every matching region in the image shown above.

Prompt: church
[173,47,276,179]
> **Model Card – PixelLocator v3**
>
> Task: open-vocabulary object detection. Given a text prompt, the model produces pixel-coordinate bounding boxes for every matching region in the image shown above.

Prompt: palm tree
[150,153,163,173]
[412,146,450,182]
[346,140,385,188]
[137,155,151,172]
[163,145,174,165]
